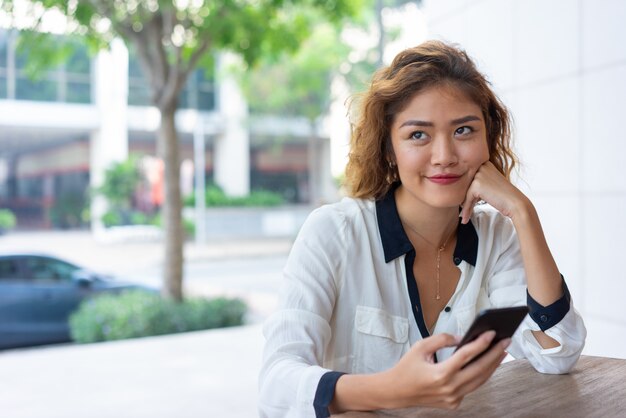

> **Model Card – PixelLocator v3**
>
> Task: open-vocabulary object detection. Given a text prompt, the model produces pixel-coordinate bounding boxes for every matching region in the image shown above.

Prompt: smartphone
[454,306,529,363]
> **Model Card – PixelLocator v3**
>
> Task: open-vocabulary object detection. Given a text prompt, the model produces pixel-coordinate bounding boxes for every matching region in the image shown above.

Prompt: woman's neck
[394,186,459,248]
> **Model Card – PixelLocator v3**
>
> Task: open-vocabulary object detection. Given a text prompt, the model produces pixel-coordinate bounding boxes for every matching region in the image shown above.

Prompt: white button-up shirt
[259,192,586,417]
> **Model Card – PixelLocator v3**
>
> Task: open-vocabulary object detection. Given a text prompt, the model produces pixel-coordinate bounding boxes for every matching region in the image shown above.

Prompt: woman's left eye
[455,126,473,136]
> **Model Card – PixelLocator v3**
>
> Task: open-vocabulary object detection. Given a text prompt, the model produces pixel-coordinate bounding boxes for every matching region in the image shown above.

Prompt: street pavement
[0,230,293,418]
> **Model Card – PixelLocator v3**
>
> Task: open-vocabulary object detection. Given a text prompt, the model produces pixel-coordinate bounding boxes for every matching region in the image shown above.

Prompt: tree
[2,0,363,301]
[242,22,348,202]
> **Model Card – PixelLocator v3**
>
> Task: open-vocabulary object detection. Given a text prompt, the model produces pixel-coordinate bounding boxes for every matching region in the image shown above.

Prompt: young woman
[259,41,586,418]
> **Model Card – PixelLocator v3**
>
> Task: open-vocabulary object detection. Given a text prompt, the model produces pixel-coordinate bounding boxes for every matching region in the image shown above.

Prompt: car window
[0,259,19,279]
[24,257,80,282]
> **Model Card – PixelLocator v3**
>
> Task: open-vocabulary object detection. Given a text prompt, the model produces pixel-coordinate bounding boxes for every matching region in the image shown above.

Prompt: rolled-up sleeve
[314,372,347,417]
[526,278,571,331]
[259,207,346,417]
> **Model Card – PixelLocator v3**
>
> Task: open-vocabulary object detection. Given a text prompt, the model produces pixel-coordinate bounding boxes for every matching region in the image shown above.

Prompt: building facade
[0,29,333,229]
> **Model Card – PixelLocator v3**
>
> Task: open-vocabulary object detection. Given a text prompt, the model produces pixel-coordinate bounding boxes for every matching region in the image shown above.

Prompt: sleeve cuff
[527,275,571,331]
[313,371,346,418]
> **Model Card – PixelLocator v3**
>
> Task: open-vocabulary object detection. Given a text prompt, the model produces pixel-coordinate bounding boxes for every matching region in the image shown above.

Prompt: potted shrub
[0,209,17,235]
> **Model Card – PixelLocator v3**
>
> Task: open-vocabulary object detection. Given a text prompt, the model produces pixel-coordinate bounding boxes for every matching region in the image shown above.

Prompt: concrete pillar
[329,75,352,181]
[90,38,129,234]
[214,53,249,196]
[318,135,337,203]
[308,132,337,205]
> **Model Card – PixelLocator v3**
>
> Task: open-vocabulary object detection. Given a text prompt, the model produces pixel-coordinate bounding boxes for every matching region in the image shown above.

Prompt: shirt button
[444,306,451,313]
[540,314,549,322]
[453,257,462,265]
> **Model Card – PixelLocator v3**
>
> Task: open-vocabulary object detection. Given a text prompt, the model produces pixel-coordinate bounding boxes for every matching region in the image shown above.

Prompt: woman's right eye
[410,131,426,141]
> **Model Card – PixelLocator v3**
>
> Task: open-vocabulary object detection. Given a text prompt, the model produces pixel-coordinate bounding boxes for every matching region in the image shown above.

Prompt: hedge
[69,290,247,343]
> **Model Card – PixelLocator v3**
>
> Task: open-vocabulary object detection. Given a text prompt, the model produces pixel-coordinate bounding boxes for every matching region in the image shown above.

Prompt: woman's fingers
[393,333,508,409]
[428,337,509,409]
[415,333,460,358]
[460,179,482,224]
[453,339,510,396]
[442,330,496,373]
[460,195,480,224]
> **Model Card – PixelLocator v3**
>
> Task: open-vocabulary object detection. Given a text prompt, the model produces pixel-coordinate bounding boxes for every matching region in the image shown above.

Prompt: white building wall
[214,53,250,197]
[422,0,626,358]
[90,38,129,234]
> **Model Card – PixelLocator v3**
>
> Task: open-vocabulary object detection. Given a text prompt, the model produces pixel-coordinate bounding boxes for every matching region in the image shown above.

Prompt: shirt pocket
[455,306,477,336]
[353,305,409,374]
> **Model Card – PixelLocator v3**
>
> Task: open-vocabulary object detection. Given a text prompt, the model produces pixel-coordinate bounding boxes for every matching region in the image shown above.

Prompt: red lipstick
[427,174,462,185]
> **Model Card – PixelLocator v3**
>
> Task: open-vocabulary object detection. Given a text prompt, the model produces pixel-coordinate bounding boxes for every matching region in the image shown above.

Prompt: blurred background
[0,0,624,417]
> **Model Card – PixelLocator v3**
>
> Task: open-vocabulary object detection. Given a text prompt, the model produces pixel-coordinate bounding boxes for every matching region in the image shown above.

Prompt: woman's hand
[331,332,510,413]
[380,331,509,410]
[459,162,563,347]
[459,161,530,224]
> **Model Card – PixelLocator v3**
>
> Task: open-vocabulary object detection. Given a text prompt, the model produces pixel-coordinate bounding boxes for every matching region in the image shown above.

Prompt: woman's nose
[431,137,458,166]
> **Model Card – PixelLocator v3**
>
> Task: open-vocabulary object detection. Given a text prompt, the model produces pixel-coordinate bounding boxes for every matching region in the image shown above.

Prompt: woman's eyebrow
[398,115,482,129]
[450,115,482,125]
[398,119,433,128]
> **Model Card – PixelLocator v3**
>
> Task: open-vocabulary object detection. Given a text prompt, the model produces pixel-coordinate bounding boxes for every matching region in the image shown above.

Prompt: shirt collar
[375,183,478,265]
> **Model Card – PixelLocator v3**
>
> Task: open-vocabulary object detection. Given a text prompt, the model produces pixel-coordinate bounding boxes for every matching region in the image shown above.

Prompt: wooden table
[332,356,626,418]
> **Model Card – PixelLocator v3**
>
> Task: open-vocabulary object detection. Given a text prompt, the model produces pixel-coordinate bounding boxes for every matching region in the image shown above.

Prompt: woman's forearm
[330,371,396,414]
[510,197,562,304]
[510,197,562,348]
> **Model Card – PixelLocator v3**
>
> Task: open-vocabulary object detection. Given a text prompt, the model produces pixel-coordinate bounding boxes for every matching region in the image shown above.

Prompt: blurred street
[0,230,292,417]
[0,230,291,323]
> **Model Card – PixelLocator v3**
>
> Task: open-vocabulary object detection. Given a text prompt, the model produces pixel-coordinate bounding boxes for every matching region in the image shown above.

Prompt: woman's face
[389,84,490,210]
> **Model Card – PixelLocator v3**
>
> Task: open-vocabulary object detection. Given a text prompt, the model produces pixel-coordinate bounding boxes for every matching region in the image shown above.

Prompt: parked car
[0,253,158,349]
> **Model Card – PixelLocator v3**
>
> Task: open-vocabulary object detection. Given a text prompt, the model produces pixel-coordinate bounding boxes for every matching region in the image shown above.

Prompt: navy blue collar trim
[375,183,478,266]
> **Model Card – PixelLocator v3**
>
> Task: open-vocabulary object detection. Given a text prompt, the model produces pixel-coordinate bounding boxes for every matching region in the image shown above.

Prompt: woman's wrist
[331,369,399,413]
[508,194,536,226]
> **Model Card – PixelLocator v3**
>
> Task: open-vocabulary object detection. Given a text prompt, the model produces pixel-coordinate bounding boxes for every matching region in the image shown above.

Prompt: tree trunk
[158,105,184,301]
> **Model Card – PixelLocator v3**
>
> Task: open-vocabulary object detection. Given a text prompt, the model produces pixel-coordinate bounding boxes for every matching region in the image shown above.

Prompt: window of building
[0,29,9,99]
[15,74,58,102]
[0,30,7,68]
[0,29,92,104]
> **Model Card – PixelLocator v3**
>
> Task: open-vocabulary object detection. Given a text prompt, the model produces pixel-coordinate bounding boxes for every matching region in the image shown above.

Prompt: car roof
[0,252,82,267]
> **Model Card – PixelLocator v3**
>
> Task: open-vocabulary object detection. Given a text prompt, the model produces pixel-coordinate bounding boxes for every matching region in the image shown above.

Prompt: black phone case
[454,306,529,363]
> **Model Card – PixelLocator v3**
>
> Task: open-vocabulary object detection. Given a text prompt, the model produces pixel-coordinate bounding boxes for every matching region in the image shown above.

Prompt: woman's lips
[427,174,462,185]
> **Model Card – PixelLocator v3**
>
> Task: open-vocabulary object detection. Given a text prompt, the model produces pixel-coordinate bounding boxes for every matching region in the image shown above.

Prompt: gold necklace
[402,221,457,300]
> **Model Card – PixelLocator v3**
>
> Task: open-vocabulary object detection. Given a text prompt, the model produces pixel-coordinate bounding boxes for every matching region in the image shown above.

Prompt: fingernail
[501,338,512,349]
[483,330,496,341]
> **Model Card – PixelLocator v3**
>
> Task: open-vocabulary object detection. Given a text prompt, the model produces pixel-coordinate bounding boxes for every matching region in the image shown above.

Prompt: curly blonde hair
[344,41,517,200]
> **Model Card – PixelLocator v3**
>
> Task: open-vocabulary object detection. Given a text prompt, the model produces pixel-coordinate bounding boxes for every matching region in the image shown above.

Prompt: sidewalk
[0,230,291,417]
[0,325,265,417]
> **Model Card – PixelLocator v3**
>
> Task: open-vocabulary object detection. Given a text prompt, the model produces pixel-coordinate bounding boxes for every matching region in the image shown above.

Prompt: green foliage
[49,192,88,229]
[150,213,196,238]
[101,209,160,228]
[96,157,141,210]
[183,184,284,207]
[7,0,365,87]
[101,210,123,228]
[92,156,149,227]
[15,31,99,80]
[69,290,247,343]
[243,22,349,121]
[0,209,17,231]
